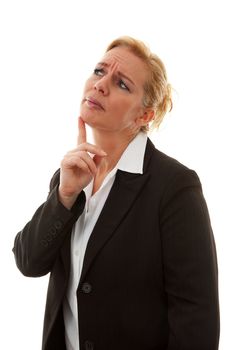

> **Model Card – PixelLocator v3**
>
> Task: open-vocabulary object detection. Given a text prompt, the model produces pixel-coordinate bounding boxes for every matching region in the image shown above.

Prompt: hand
[58,117,107,209]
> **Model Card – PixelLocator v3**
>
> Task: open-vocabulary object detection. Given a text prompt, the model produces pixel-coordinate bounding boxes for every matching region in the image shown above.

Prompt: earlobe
[139,110,154,126]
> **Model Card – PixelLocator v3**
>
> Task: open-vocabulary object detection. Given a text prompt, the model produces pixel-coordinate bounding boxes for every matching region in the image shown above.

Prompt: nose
[94,76,109,96]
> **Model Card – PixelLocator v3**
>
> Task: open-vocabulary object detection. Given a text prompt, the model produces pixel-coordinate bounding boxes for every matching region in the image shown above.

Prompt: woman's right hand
[58,117,107,209]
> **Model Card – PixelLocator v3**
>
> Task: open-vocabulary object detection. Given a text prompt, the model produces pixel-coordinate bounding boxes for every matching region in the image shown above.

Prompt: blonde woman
[13,37,220,350]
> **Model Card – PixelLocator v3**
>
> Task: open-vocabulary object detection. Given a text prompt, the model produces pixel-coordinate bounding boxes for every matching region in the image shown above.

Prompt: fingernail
[101,150,107,156]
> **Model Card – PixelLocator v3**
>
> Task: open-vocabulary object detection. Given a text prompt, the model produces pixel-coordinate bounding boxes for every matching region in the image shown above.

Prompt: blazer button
[81,282,92,294]
[84,340,94,350]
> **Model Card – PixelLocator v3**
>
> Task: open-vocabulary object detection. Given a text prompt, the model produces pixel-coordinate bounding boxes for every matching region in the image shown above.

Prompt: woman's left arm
[160,168,220,350]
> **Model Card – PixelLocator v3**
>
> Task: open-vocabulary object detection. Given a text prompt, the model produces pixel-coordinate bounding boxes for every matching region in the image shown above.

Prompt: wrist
[58,187,80,210]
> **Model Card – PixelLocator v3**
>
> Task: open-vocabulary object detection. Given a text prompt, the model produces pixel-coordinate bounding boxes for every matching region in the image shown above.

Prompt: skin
[59,46,154,209]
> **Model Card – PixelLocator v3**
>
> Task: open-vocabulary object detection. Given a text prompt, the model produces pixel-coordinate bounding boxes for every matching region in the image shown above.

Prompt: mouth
[85,97,104,110]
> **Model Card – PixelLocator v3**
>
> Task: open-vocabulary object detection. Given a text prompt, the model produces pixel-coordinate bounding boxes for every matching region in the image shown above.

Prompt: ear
[136,109,154,127]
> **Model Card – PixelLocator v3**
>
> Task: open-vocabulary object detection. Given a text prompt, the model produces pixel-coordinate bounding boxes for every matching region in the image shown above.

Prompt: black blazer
[13,138,220,350]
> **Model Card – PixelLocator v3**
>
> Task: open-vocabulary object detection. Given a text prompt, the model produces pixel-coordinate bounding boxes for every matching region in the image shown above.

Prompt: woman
[13,36,220,350]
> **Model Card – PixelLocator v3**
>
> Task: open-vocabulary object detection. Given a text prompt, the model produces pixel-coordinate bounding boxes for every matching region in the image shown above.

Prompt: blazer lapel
[79,167,151,285]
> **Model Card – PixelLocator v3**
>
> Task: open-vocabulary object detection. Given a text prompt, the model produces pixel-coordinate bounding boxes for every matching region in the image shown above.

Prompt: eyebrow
[97,61,136,86]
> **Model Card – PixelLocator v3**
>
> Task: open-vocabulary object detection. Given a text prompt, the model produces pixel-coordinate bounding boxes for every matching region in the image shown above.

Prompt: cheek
[112,97,135,113]
[113,98,142,120]
[126,102,143,120]
[82,79,91,94]
[82,75,97,94]
[80,79,92,111]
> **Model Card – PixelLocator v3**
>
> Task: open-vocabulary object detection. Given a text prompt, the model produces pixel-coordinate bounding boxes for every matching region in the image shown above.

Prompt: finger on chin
[78,117,86,145]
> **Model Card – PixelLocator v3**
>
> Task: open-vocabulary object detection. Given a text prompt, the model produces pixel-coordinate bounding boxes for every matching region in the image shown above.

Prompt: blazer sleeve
[160,168,220,349]
[12,169,86,277]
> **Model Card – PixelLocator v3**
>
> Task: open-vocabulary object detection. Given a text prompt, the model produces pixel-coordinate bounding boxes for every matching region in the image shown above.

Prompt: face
[80,46,150,136]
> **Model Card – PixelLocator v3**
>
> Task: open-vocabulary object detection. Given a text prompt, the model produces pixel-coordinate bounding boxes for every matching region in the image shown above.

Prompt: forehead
[98,46,148,86]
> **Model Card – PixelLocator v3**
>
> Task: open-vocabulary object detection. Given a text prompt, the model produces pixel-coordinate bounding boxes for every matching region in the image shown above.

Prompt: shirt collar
[116,131,148,174]
[84,131,148,199]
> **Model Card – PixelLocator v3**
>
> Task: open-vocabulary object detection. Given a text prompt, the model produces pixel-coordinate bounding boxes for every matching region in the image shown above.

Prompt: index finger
[78,117,87,145]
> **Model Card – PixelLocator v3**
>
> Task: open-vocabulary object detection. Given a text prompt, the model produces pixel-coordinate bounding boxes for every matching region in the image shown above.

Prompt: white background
[1,0,232,349]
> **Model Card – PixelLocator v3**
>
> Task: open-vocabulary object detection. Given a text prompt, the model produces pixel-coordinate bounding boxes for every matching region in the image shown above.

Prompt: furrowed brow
[97,62,109,67]
[96,62,135,86]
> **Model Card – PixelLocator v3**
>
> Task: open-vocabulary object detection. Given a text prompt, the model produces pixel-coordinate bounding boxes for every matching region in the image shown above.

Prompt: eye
[94,68,104,76]
[118,79,130,91]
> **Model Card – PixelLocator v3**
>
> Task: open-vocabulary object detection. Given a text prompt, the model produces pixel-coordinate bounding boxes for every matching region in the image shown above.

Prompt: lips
[85,96,104,110]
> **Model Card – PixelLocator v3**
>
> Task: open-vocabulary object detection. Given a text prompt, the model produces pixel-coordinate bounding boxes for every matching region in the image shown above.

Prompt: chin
[80,109,113,132]
[79,113,97,130]
[79,107,90,121]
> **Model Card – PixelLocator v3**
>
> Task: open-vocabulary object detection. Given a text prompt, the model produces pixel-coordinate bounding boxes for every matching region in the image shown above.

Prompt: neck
[92,128,138,174]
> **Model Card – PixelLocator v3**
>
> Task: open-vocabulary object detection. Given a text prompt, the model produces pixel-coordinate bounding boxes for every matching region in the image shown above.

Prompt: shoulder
[144,137,202,191]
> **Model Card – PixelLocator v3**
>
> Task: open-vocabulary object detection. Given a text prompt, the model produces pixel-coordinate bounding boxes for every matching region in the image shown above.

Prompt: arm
[160,169,220,349]
[13,118,107,278]
[13,170,86,277]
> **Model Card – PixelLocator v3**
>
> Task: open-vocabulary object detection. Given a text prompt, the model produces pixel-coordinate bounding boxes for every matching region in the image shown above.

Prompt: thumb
[93,153,107,168]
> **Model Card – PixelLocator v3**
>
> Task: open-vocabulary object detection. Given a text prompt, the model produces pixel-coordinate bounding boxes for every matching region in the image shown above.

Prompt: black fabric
[13,138,220,350]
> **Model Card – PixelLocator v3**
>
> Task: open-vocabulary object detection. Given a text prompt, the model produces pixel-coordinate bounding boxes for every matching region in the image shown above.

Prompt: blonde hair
[106,36,173,131]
